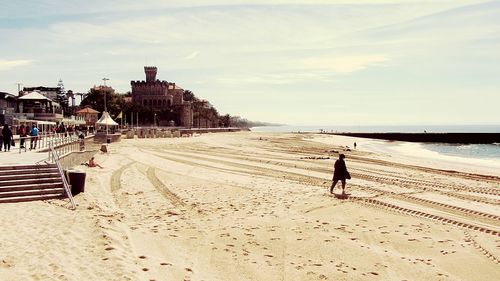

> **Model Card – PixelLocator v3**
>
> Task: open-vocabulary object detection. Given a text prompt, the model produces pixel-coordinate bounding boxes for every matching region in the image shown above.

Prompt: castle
[131,67,192,127]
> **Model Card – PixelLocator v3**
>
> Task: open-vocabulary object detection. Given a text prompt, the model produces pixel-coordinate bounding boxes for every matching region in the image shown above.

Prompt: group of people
[18,124,40,150]
[0,124,40,152]
[53,122,77,136]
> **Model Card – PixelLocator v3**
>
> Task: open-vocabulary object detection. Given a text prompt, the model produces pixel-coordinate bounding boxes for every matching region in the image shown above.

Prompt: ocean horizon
[251,124,500,134]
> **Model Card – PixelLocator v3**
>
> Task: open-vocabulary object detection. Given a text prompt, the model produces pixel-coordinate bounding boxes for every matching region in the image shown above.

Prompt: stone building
[0,92,17,125]
[76,107,100,126]
[131,66,192,127]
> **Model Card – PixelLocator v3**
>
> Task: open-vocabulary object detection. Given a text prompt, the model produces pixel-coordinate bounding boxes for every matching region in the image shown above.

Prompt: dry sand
[1,132,499,281]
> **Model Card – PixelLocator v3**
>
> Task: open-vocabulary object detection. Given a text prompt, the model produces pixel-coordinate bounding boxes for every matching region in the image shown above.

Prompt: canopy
[96,111,119,126]
[18,91,53,101]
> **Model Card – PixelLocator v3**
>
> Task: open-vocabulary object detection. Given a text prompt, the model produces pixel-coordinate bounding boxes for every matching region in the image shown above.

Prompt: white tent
[96,111,119,126]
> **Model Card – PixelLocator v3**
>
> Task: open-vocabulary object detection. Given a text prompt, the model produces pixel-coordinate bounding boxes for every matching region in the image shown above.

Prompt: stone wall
[59,149,99,170]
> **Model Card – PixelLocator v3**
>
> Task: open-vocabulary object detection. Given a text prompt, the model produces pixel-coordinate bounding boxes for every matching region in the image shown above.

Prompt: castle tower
[180,102,193,128]
[144,66,157,82]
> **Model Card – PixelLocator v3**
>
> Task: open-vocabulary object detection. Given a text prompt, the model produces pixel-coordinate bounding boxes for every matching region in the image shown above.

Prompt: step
[0,194,66,204]
[0,173,60,182]
[0,188,65,199]
[0,164,57,171]
[0,183,63,193]
[0,177,62,187]
[0,168,59,177]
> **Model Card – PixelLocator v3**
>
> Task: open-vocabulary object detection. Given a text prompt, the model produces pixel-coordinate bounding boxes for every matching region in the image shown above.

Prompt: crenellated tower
[144,66,157,82]
[131,66,193,128]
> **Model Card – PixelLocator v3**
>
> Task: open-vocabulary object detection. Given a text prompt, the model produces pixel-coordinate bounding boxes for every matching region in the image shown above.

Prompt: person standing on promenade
[2,124,13,152]
[354,142,357,149]
[330,154,350,195]
[0,124,3,149]
[30,124,39,150]
[19,124,26,149]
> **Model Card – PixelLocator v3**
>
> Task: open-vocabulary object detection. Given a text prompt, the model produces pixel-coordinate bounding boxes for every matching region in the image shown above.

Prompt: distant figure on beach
[354,142,357,149]
[2,124,13,152]
[79,132,85,151]
[330,154,350,195]
[83,157,103,168]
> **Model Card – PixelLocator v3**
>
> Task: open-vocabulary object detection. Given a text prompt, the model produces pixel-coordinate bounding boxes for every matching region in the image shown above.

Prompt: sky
[0,0,499,126]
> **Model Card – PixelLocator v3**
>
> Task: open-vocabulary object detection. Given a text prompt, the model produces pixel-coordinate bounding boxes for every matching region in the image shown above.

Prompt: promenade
[0,133,87,166]
[0,148,48,166]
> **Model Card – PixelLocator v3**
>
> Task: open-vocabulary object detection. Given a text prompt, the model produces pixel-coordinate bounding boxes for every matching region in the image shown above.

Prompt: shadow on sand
[333,193,350,200]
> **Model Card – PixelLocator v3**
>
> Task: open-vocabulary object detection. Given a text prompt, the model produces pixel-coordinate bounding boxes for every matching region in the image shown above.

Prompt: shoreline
[310,134,500,177]
[1,131,499,280]
[327,132,500,144]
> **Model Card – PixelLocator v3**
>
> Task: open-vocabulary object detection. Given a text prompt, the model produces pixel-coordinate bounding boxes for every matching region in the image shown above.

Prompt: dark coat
[333,159,348,180]
[2,127,12,140]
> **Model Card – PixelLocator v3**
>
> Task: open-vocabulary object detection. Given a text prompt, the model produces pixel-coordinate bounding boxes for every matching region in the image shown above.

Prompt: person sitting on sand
[83,157,103,168]
[330,154,350,194]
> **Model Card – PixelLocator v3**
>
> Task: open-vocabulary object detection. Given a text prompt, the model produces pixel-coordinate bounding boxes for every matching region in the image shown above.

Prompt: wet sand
[1,132,499,280]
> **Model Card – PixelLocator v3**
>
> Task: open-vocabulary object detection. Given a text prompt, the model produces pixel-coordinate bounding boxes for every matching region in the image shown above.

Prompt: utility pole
[15,82,22,95]
[102,78,109,112]
[102,78,110,135]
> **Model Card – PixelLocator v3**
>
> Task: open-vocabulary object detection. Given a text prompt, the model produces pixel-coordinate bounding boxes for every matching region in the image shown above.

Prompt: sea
[251,125,500,161]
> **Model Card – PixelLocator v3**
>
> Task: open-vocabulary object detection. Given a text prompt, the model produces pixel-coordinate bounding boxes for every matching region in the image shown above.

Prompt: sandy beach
[1,132,499,281]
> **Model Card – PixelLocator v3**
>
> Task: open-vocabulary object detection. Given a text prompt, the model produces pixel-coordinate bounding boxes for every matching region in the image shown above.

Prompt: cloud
[216,71,335,85]
[302,55,388,73]
[0,59,32,71]
[184,51,199,60]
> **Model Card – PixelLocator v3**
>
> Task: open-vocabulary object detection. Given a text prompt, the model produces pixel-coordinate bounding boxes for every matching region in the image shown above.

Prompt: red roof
[76,107,100,114]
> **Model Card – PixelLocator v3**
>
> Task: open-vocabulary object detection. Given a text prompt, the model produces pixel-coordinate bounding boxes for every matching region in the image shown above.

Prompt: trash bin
[106,137,111,144]
[67,169,86,195]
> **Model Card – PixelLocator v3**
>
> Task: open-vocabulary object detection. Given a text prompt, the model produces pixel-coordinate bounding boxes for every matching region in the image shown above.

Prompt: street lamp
[154,113,157,128]
[102,78,110,135]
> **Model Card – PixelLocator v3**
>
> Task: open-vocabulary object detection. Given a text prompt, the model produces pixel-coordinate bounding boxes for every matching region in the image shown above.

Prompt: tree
[80,88,126,118]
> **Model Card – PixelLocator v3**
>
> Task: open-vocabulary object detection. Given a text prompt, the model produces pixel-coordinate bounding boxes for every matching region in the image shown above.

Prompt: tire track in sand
[464,231,500,264]
[111,161,136,192]
[353,198,500,237]
[145,166,187,208]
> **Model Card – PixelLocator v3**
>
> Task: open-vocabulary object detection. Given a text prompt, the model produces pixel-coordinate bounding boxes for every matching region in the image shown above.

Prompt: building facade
[131,66,192,127]
[76,107,100,126]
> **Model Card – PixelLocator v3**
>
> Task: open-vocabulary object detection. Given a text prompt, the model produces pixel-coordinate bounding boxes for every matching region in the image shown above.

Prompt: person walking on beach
[2,124,13,152]
[330,154,350,194]
[354,142,357,149]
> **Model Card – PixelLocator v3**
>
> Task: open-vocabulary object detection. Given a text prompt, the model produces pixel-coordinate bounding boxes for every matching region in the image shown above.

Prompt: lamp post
[102,78,110,135]
[154,113,157,128]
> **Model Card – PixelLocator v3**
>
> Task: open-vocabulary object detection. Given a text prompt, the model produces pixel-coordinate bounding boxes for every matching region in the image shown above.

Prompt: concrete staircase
[0,164,66,203]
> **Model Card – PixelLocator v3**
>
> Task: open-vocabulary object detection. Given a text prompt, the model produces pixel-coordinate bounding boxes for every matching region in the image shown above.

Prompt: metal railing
[49,144,76,210]
[16,132,90,154]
